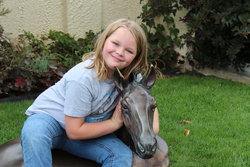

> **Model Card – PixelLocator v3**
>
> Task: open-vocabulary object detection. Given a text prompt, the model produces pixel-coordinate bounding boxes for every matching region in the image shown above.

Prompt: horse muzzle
[136,138,157,159]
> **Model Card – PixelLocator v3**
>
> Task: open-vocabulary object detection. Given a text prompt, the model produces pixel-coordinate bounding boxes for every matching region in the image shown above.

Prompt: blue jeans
[21,113,132,167]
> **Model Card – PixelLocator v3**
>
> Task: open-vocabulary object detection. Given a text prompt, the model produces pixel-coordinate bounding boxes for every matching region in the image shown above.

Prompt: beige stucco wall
[1,0,192,70]
[1,0,144,38]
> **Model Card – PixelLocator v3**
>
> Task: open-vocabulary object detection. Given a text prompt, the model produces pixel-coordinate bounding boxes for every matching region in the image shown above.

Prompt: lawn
[0,75,249,167]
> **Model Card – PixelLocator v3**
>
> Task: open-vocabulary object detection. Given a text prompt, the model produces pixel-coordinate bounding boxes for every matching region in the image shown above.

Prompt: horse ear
[114,69,138,95]
[114,70,127,95]
[141,65,156,89]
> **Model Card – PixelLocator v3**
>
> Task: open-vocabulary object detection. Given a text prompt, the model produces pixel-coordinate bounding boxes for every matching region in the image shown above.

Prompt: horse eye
[151,105,156,112]
[121,104,128,111]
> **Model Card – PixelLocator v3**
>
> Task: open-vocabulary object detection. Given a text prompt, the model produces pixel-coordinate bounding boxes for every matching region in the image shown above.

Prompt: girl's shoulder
[63,59,97,83]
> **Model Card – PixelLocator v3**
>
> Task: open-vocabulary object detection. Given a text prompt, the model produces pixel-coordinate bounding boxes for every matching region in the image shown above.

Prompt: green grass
[153,75,250,167]
[0,100,33,142]
[0,75,249,166]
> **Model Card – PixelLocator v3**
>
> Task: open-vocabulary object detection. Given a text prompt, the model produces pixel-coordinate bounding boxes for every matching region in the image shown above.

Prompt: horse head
[114,66,157,159]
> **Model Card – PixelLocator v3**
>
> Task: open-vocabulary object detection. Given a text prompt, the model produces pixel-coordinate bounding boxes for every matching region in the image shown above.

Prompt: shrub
[0,30,97,97]
[139,0,182,70]
[46,30,96,68]
[179,0,250,71]
[138,0,249,72]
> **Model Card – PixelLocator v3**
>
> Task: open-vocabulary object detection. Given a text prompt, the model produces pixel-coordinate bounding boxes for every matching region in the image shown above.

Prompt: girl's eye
[112,41,119,46]
[126,49,134,54]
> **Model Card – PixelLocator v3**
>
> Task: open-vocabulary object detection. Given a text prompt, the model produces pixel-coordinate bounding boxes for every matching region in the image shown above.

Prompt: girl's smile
[111,53,124,62]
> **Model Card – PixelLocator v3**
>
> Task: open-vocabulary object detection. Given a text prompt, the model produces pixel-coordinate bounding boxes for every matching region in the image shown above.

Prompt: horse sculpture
[0,66,169,167]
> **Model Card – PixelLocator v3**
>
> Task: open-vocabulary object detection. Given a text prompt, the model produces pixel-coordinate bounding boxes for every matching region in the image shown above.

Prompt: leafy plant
[179,0,250,71]
[0,29,98,97]
[139,0,182,70]
[46,30,96,68]
[0,31,57,96]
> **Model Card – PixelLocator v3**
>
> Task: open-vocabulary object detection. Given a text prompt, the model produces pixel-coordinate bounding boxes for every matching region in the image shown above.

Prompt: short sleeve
[64,80,93,117]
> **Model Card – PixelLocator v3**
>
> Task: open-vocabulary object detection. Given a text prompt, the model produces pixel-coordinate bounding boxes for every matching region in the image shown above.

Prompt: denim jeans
[21,113,132,167]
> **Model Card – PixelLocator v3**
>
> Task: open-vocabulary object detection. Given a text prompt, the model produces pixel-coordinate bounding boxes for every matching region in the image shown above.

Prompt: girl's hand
[111,98,123,129]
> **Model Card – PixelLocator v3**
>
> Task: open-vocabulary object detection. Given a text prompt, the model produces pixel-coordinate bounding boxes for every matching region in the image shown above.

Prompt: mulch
[0,93,40,103]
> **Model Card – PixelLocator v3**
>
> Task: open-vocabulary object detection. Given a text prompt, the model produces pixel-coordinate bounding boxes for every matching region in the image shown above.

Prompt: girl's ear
[141,65,156,90]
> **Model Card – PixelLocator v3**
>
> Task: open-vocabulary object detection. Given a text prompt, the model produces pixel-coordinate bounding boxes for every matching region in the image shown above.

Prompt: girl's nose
[116,47,124,56]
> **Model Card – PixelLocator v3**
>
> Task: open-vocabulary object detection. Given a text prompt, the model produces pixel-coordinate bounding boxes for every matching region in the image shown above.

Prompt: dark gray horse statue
[0,66,169,167]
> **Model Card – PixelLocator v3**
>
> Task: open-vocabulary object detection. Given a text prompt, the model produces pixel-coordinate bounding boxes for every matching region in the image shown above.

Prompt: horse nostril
[151,138,157,152]
[137,142,145,153]
[152,142,157,152]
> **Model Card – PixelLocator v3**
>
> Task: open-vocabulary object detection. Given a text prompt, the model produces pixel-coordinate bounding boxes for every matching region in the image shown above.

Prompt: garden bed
[0,92,40,103]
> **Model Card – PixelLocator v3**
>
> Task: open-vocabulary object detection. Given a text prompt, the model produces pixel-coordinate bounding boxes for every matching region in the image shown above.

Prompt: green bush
[46,30,96,68]
[139,0,249,72]
[179,0,250,71]
[139,0,182,70]
[0,30,97,96]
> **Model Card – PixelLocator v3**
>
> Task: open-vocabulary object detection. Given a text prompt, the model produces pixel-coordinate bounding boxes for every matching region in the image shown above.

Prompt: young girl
[21,18,159,167]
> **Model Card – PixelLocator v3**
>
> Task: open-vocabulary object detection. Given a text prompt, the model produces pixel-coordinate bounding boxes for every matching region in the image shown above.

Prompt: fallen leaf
[180,120,192,124]
[184,129,190,136]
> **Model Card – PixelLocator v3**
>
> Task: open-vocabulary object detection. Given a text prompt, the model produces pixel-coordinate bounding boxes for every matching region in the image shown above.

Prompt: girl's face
[102,27,137,71]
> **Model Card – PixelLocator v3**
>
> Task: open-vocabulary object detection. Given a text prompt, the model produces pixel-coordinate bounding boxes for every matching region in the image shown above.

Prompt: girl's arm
[65,102,159,140]
[65,102,123,140]
[153,108,160,135]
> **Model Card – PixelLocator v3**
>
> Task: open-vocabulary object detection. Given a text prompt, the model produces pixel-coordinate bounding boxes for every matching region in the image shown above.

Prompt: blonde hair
[83,18,149,80]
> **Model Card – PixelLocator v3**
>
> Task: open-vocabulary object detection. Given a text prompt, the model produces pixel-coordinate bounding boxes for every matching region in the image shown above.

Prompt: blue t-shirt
[25,59,119,128]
